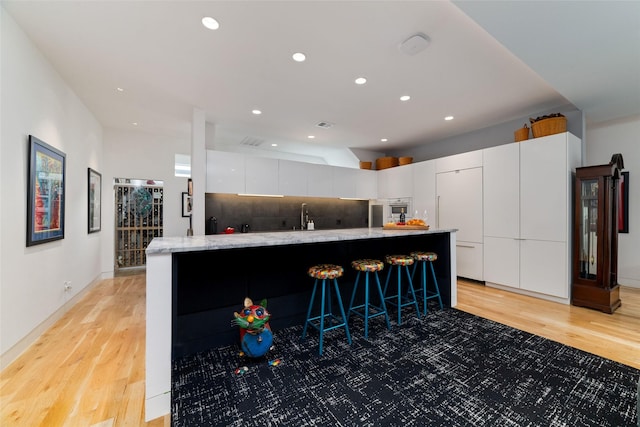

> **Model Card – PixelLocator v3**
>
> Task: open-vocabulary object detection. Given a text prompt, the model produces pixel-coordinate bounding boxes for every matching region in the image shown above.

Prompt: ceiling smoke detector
[316,121,334,129]
[399,33,430,56]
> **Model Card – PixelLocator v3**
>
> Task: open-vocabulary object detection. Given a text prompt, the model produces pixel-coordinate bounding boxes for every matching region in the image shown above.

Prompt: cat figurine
[232,297,273,358]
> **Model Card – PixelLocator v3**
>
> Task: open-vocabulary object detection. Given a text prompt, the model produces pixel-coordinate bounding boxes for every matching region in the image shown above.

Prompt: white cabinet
[245,157,279,195]
[332,166,357,198]
[279,160,308,196]
[377,165,413,199]
[483,132,581,302]
[355,169,377,199]
[307,163,333,197]
[436,167,483,280]
[206,150,245,193]
[412,160,436,224]
[435,149,482,173]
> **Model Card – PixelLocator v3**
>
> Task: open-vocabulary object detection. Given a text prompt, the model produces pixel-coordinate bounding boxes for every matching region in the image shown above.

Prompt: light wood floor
[1,274,639,426]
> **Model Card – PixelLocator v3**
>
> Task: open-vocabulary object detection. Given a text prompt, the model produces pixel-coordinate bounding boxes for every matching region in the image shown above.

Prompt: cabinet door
[484,236,520,288]
[279,160,307,196]
[332,166,357,198]
[483,143,519,238]
[435,149,483,173]
[377,165,413,199]
[520,135,567,242]
[520,239,568,298]
[206,151,245,193]
[355,169,377,199]
[307,164,333,197]
[436,167,483,243]
[245,157,279,195]
[455,241,483,281]
[412,160,436,223]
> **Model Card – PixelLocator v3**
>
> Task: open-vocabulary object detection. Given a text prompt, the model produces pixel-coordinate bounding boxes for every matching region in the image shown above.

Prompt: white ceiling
[3,1,639,162]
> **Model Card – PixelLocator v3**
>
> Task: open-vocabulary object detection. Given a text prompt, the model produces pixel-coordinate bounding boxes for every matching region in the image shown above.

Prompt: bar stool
[383,254,421,325]
[410,251,443,316]
[347,259,391,339]
[301,264,352,355]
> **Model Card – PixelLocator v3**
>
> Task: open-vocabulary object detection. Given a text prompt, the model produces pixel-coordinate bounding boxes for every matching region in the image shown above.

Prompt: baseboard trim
[0,274,103,370]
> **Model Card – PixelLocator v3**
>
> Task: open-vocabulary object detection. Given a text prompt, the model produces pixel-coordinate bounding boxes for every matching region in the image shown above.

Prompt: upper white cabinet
[206,150,245,194]
[436,149,482,173]
[307,163,333,197]
[332,166,357,198]
[377,165,413,199]
[279,160,308,196]
[412,160,436,223]
[245,156,279,195]
[483,132,581,302]
[355,169,377,200]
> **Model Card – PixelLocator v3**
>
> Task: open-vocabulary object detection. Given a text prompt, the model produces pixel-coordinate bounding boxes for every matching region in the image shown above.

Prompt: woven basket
[514,125,529,142]
[376,156,399,170]
[359,161,372,170]
[398,156,413,166]
[531,117,566,138]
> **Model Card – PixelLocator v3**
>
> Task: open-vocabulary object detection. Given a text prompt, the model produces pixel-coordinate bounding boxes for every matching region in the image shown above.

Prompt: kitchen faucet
[301,203,308,230]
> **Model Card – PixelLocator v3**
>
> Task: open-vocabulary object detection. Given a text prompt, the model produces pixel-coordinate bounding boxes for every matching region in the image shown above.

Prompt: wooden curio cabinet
[571,162,622,313]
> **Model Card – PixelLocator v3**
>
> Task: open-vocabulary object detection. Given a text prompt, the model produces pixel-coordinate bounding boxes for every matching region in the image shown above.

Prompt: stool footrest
[349,304,388,320]
[306,314,348,333]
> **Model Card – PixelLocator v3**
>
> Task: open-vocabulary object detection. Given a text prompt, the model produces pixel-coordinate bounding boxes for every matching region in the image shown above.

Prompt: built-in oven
[385,197,412,222]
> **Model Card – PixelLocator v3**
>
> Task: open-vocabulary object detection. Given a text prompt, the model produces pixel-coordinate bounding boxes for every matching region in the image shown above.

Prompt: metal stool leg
[332,278,351,345]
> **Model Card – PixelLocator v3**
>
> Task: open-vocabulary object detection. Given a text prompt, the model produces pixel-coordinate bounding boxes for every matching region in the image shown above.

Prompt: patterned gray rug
[172,306,639,426]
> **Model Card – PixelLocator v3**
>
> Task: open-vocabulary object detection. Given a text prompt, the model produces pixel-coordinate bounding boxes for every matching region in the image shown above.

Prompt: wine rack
[115,184,163,270]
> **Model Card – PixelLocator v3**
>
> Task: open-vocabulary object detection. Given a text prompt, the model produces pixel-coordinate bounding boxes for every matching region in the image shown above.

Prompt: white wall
[586,115,640,288]
[1,8,103,365]
[101,129,191,275]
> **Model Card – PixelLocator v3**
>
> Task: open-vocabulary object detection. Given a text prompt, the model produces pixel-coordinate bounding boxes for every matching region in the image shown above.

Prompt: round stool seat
[351,259,384,272]
[385,254,415,266]
[410,251,438,262]
[308,264,344,280]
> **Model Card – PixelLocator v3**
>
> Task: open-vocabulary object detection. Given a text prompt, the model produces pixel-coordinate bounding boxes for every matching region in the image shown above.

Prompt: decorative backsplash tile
[205,194,369,234]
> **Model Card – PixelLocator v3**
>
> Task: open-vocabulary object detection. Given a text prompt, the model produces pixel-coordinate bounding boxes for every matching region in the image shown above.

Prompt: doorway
[114,178,163,275]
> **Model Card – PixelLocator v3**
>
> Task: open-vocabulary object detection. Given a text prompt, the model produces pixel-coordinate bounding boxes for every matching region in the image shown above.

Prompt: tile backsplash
[204,194,369,234]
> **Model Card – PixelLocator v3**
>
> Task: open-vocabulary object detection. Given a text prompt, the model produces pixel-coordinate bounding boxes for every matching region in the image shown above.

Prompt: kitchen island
[144,227,457,421]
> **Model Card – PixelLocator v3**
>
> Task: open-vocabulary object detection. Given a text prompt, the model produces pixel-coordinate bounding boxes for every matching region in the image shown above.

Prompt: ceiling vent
[399,33,430,56]
[316,121,334,129]
[240,136,265,147]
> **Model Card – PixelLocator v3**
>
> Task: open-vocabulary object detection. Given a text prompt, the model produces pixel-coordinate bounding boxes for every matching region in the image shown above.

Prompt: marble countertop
[146,227,457,254]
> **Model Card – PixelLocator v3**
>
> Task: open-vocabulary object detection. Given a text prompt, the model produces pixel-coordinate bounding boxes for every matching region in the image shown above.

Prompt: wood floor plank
[1,274,638,426]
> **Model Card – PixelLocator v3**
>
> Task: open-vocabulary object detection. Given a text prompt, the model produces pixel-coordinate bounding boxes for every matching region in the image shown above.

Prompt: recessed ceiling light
[202,17,220,30]
[400,95,411,101]
[292,52,306,62]
[132,122,138,126]
[355,77,367,85]
[307,135,315,139]
[381,138,388,142]
[271,143,278,147]
[252,109,262,115]
[116,87,124,92]
[445,115,454,121]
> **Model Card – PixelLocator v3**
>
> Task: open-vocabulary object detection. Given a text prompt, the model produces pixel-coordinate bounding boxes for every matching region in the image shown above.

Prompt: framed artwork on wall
[618,171,629,233]
[27,135,66,246]
[182,192,192,217]
[88,168,102,233]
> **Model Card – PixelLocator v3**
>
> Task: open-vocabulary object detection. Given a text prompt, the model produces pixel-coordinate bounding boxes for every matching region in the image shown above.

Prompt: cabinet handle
[436,195,440,228]
[456,244,475,248]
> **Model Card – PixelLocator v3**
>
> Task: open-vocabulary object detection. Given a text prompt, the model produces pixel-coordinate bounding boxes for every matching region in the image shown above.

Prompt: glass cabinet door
[579,179,599,280]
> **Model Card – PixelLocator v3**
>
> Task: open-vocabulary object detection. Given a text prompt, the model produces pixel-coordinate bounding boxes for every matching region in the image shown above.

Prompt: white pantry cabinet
[436,166,483,281]
[412,160,436,224]
[483,132,581,302]
[206,150,245,194]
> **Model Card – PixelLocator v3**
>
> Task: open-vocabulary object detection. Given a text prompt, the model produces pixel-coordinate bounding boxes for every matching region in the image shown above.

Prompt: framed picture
[187,178,193,196]
[182,192,192,217]
[618,171,629,233]
[88,168,102,233]
[27,135,66,246]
